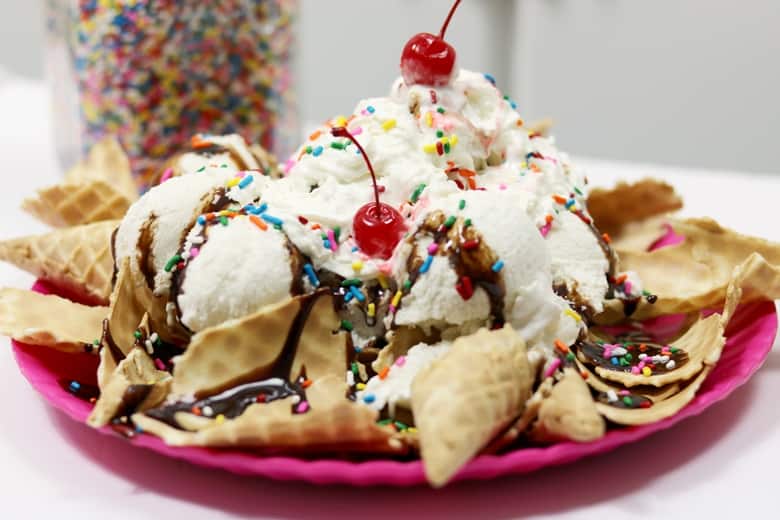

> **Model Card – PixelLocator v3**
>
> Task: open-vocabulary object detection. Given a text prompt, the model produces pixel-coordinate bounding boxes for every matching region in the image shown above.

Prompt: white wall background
[513,0,780,174]
[2,0,778,174]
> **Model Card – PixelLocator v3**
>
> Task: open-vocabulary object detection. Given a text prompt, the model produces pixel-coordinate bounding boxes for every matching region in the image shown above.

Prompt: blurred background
[1,0,778,174]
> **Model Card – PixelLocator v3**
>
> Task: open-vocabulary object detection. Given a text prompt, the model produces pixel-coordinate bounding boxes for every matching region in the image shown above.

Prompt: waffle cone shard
[411,326,532,487]
[0,220,117,304]
[105,259,148,357]
[63,136,138,202]
[22,180,132,228]
[172,291,347,399]
[529,368,606,443]
[597,219,780,323]
[576,358,681,403]
[596,368,711,426]
[372,325,430,373]
[587,265,743,425]
[134,376,401,454]
[484,378,554,454]
[590,312,724,388]
[249,144,281,178]
[0,288,106,352]
[89,347,171,427]
[587,178,683,236]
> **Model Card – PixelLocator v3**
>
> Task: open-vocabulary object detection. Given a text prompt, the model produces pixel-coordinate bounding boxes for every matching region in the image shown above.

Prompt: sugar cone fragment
[63,136,138,202]
[529,368,606,443]
[171,291,347,399]
[134,376,402,454]
[88,347,171,427]
[0,220,117,304]
[411,326,532,487]
[22,180,132,228]
[0,288,106,352]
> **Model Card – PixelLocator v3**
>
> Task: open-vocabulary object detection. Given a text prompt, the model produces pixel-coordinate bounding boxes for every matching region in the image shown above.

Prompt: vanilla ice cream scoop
[394,189,582,353]
[114,169,234,296]
[174,215,302,332]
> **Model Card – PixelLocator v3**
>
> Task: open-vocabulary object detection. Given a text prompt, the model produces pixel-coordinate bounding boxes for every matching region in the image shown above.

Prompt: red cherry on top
[400,0,461,86]
[331,127,406,259]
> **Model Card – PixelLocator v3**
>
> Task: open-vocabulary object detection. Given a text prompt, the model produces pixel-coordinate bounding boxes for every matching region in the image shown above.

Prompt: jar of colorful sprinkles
[44,0,298,189]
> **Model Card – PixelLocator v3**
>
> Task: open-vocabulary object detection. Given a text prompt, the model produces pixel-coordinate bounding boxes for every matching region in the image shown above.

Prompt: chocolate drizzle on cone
[145,293,323,429]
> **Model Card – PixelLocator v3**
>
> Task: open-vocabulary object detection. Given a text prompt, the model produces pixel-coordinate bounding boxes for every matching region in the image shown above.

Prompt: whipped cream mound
[176,216,298,332]
[356,341,451,417]
[283,69,611,312]
[112,67,617,368]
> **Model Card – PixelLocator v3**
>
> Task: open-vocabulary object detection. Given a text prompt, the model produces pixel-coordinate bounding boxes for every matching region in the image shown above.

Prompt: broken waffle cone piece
[484,377,554,454]
[596,367,711,426]
[598,218,780,323]
[0,288,106,352]
[249,143,281,179]
[529,368,606,443]
[104,259,148,358]
[88,347,171,427]
[171,291,347,399]
[0,220,118,304]
[63,136,138,202]
[575,358,681,403]
[134,376,403,454]
[589,262,746,425]
[587,178,683,236]
[609,216,670,254]
[22,180,133,228]
[582,312,725,388]
[411,326,533,487]
[526,117,554,137]
[372,325,431,373]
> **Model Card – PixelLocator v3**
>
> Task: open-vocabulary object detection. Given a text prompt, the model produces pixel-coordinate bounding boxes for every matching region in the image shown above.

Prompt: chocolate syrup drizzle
[101,318,126,364]
[574,338,689,375]
[137,214,159,290]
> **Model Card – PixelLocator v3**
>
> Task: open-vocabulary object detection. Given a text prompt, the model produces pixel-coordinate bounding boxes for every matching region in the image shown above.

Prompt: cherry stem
[331,127,381,210]
[439,0,462,39]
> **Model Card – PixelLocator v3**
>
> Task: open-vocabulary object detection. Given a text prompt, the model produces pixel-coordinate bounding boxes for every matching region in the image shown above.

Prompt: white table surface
[1,77,779,520]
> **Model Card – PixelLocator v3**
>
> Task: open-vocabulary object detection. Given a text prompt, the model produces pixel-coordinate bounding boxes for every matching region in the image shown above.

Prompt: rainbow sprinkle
[419,255,434,274]
[303,263,319,287]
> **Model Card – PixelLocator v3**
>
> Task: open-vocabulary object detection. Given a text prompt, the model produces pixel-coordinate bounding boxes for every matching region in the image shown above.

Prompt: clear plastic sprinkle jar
[44,0,298,188]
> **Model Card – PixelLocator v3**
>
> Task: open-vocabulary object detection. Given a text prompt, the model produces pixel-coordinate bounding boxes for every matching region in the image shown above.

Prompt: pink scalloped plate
[10,280,778,486]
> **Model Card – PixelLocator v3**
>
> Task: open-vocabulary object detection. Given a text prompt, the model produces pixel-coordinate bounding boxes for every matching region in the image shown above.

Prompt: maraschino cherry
[331,127,406,259]
[400,0,462,86]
